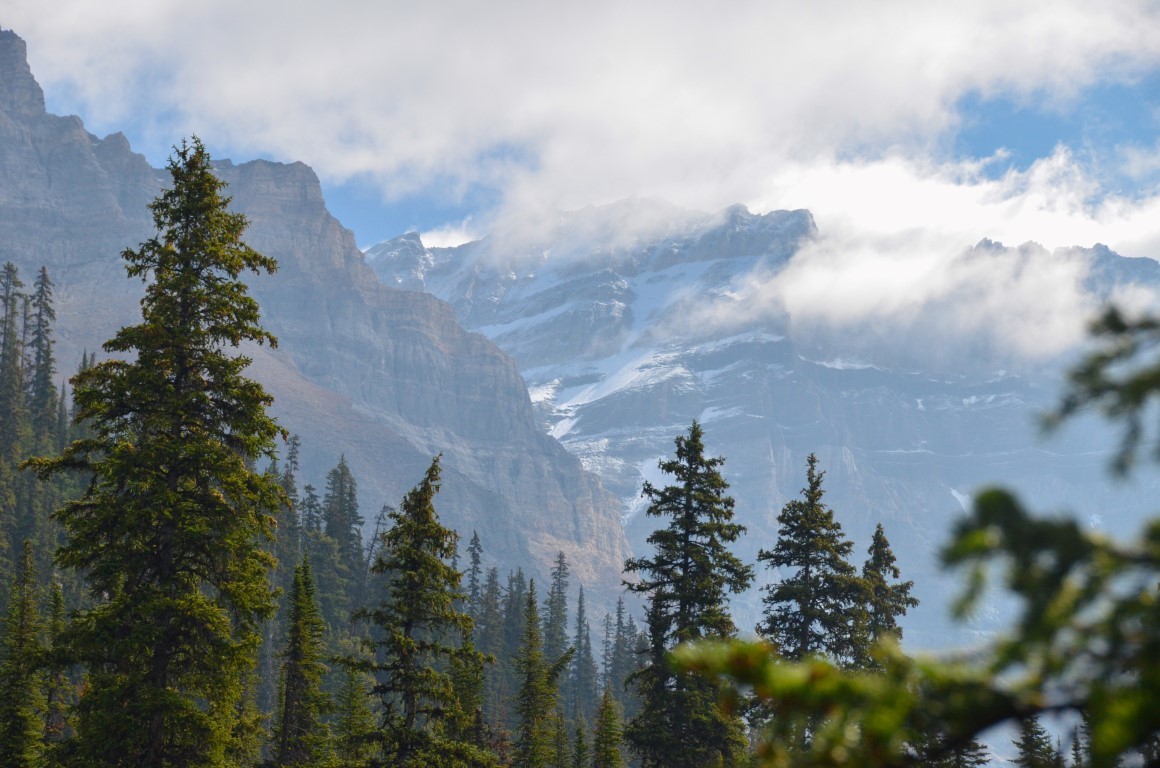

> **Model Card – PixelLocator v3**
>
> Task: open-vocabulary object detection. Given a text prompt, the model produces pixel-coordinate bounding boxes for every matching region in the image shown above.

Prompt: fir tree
[359,456,495,767]
[544,552,570,668]
[513,581,572,768]
[331,644,378,768]
[477,567,507,729]
[622,422,752,768]
[571,719,589,768]
[322,456,362,576]
[27,137,283,768]
[856,522,917,668]
[0,542,44,768]
[569,586,598,725]
[1015,717,1061,768]
[592,688,625,768]
[466,531,483,619]
[756,453,862,664]
[272,559,330,767]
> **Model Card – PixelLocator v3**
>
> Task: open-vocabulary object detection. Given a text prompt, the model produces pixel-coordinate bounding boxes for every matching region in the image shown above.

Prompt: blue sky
[7,1,1160,258]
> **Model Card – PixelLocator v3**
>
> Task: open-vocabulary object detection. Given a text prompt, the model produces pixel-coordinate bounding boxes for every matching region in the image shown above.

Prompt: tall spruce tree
[569,586,598,725]
[358,456,495,767]
[0,542,44,768]
[513,581,572,768]
[592,688,625,768]
[756,453,862,665]
[856,522,917,668]
[27,137,284,768]
[1015,716,1061,768]
[622,421,752,768]
[543,552,570,670]
[271,559,330,768]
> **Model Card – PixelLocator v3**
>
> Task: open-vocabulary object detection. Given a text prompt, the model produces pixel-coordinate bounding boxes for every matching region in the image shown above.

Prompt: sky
[5,0,1160,356]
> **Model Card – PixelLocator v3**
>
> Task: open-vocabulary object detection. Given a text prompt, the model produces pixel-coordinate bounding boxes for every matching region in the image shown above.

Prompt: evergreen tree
[856,522,917,668]
[569,586,598,725]
[40,581,72,761]
[1015,717,1061,768]
[917,730,990,768]
[272,559,330,767]
[322,456,362,577]
[551,708,571,768]
[592,688,625,768]
[0,542,44,768]
[544,552,570,668]
[756,453,861,664]
[27,267,56,445]
[359,456,495,767]
[570,719,589,768]
[477,567,507,729]
[331,644,378,768]
[622,422,752,768]
[0,263,27,585]
[466,531,483,619]
[513,581,573,768]
[27,137,283,768]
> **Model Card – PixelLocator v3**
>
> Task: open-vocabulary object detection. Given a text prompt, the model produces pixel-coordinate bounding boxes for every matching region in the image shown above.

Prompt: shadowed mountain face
[0,29,630,598]
[367,200,1160,646]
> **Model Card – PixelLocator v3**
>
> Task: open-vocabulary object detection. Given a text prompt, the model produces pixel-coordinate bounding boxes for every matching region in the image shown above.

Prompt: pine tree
[41,581,72,750]
[513,581,573,768]
[26,137,283,768]
[26,267,56,446]
[330,643,379,768]
[272,559,330,767]
[1015,717,1061,768]
[0,542,44,768]
[359,456,495,767]
[570,719,589,768]
[551,708,571,768]
[622,422,752,768]
[466,531,483,619]
[856,522,917,668]
[756,453,862,665]
[477,567,507,730]
[592,688,625,768]
[322,456,362,577]
[543,552,570,668]
[569,586,598,725]
[0,263,28,586]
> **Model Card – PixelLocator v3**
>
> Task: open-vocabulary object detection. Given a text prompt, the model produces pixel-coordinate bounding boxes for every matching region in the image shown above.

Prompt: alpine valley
[365,199,1160,645]
[3,25,1158,644]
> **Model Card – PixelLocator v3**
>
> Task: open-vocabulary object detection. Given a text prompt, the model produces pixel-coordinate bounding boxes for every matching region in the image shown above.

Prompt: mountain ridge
[0,30,631,598]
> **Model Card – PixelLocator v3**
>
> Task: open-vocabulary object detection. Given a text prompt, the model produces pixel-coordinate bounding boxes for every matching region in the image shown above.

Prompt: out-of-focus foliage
[678,304,1160,768]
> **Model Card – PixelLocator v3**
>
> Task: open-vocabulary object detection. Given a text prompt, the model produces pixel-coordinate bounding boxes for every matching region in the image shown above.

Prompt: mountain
[0,29,630,597]
[366,200,1160,645]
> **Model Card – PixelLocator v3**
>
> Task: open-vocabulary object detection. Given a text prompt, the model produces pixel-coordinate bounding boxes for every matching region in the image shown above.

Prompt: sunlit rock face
[0,30,631,601]
[368,197,1160,646]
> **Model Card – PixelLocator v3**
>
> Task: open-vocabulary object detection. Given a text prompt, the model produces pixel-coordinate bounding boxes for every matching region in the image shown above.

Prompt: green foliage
[513,581,572,768]
[678,484,1160,768]
[756,453,861,665]
[856,523,917,669]
[0,542,45,768]
[622,421,752,768]
[26,137,283,768]
[359,456,496,768]
[1014,716,1061,768]
[568,586,598,725]
[272,559,331,767]
[330,642,379,768]
[592,688,625,768]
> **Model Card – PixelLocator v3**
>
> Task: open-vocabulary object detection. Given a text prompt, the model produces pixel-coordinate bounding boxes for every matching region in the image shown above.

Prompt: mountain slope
[0,29,630,595]
[367,201,1160,644]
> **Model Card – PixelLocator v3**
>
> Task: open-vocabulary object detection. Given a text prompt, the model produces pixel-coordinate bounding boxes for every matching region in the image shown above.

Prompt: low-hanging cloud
[8,0,1160,367]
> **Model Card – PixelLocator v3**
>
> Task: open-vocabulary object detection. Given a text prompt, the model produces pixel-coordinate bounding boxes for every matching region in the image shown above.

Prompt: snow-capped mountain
[366,199,1160,646]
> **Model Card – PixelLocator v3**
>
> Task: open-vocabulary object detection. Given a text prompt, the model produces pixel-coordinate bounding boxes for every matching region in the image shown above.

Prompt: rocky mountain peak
[0,29,46,119]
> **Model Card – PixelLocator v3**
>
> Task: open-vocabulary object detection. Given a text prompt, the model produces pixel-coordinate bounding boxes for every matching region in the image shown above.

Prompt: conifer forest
[2,138,1159,768]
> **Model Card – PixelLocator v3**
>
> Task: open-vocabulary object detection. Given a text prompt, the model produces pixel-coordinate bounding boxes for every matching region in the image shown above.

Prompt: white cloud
[8,0,1160,217]
[8,0,1160,365]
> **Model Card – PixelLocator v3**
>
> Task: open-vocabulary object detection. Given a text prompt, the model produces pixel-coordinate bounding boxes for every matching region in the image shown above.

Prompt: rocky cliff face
[367,200,1160,646]
[0,30,630,596]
